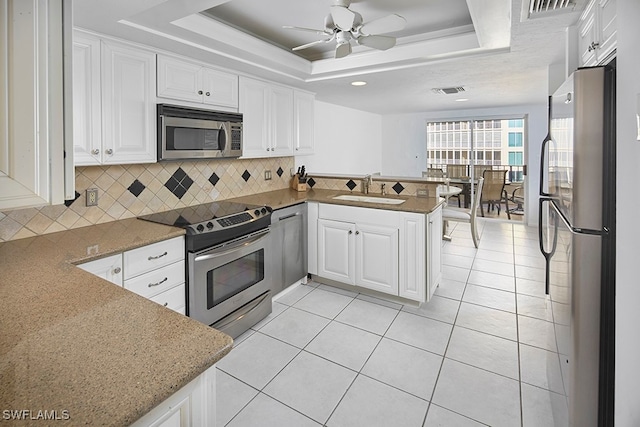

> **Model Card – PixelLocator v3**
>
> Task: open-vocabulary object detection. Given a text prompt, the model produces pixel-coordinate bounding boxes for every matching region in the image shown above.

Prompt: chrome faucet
[362,175,372,194]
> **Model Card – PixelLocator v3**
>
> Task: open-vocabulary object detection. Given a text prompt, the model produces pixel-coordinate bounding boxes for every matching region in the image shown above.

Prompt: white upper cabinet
[101,40,157,164]
[578,0,616,67]
[239,76,294,158]
[157,55,238,109]
[294,91,315,156]
[0,0,70,210]
[73,34,102,166]
[73,31,157,165]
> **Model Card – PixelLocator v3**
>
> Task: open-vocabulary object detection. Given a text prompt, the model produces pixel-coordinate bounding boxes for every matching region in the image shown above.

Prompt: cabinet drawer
[124,260,185,298]
[149,284,186,314]
[124,237,184,279]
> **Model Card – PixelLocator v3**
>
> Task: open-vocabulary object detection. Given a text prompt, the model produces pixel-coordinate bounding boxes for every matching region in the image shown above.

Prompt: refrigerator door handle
[538,197,556,295]
[548,199,608,236]
[539,136,553,197]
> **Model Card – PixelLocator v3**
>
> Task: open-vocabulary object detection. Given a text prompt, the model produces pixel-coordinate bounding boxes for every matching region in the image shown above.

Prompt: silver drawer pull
[148,277,168,288]
[113,267,121,274]
[148,251,168,261]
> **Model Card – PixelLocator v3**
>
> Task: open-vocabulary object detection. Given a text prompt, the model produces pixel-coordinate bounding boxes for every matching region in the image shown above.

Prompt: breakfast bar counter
[228,187,444,213]
[0,218,233,426]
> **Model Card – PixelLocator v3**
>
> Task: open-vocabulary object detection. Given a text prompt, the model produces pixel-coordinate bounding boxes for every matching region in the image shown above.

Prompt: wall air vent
[432,87,465,95]
[527,0,577,19]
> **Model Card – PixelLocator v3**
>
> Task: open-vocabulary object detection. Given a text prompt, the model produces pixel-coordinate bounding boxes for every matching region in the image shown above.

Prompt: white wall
[380,105,548,226]
[615,2,640,425]
[298,100,382,175]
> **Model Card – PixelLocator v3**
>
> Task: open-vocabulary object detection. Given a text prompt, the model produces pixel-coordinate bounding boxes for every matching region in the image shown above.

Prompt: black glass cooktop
[138,201,262,228]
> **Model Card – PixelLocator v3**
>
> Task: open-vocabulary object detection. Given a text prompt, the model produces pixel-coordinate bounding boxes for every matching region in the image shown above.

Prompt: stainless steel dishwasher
[270,202,307,294]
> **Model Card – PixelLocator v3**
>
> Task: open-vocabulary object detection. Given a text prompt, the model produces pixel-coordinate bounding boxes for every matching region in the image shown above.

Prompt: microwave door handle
[218,123,226,152]
[160,115,167,159]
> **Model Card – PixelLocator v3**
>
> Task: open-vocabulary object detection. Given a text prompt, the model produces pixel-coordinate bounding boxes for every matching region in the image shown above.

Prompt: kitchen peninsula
[0,219,232,426]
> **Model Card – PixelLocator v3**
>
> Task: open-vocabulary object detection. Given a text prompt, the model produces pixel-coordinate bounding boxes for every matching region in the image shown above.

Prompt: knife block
[291,175,307,192]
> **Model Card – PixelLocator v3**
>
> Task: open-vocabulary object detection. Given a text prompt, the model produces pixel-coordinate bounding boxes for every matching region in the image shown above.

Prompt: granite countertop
[0,218,233,426]
[228,188,444,213]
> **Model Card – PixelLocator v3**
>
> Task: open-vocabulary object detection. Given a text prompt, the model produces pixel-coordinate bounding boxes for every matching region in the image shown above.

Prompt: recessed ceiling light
[455,98,469,102]
[351,81,367,86]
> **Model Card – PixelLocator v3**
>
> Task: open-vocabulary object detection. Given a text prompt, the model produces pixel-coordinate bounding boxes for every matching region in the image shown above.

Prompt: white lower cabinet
[314,203,440,303]
[77,253,123,286]
[130,364,217,427]
[77,236,186,314]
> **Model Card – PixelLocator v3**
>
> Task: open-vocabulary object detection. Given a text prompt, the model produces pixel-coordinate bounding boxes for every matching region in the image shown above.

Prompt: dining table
[422,176,477,209]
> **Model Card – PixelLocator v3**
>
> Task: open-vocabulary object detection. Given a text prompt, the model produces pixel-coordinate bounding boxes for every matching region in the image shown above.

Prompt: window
[508,119,524,128]
[508,152,523,165]
[508,132,523,147]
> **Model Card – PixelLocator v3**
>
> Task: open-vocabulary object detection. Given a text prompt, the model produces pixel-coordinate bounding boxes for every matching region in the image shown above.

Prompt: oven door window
[166,126,225,151]
[206,249,264,309]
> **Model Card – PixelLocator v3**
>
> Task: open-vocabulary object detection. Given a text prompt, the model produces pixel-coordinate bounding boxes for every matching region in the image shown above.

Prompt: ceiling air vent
[527,0,577,18]
[432,87,465,95]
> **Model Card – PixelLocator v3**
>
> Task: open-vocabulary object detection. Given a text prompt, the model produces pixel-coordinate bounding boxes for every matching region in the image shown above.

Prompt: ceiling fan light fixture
[351,81,367,86]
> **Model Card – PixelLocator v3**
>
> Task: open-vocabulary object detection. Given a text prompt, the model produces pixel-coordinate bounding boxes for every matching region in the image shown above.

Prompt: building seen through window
[426,118,525,182]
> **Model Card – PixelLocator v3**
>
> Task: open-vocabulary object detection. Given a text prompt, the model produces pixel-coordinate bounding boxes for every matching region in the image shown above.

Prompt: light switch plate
[264,170,272,180]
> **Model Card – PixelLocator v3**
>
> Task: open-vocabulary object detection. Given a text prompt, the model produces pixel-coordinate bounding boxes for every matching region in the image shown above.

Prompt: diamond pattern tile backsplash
[0,157,294,242]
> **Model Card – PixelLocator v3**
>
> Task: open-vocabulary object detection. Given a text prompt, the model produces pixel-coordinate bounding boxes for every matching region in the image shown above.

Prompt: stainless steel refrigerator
[539,65,616,426]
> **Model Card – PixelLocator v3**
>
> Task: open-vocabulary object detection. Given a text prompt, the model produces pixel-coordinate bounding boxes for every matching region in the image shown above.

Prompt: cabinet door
[101,41,156,164]
[73,34,102,166]
[270,85,294,156]
[578,6,598,67]
[239,77,270,158]
[427,206,442,300]
[294,91,315,155]
[0,0,66,210]
[597,0,616,63]
[355,224,398,295]
[318,219,355,285]
[399,213,426,302]
[202,68,238,108]
[78,254,123,286]
[157,55,203,103]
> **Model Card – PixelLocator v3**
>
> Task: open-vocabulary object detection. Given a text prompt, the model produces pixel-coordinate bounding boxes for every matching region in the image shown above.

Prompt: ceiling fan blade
[292,38,333,51]
[335,42,352,59]
[330,5,356,30]
[282,25,332,36]
[359,14,406,35]
[357,35,396,50]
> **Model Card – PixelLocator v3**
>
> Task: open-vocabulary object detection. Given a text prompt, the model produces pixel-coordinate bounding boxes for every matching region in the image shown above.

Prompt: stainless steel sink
[332,194,406,205]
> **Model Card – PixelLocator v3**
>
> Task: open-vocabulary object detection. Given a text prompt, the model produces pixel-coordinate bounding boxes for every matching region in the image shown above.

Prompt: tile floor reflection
[216,220,569,427]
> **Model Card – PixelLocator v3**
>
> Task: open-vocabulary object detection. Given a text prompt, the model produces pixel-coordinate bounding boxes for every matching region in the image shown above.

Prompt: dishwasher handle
[277,212,300,221]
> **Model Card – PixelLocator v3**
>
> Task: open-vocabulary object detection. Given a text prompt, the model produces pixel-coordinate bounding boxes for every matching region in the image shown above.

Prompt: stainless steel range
[139,201,273,338]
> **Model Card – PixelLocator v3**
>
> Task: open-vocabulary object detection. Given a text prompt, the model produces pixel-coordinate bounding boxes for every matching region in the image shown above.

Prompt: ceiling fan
[283,0,407,59]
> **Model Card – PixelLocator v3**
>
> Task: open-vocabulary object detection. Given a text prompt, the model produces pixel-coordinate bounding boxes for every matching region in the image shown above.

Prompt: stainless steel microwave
[157,104,242,161]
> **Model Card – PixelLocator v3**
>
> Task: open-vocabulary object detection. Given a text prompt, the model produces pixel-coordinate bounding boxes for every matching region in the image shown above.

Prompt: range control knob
[196,224,204,232]
[261,207,267,214]
[254,209,261,216]
[206,221,214,229]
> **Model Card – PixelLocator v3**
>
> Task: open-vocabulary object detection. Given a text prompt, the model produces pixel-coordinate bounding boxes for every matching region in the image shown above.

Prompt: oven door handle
[194,229,270,261]
[212,291,271,332]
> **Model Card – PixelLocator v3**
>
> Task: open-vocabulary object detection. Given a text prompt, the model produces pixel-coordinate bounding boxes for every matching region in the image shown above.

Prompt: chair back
[423,168,444,178]
[446,165,467,178]
[482,170,507,201]
[473,165,492,178]
[470,177,484,218]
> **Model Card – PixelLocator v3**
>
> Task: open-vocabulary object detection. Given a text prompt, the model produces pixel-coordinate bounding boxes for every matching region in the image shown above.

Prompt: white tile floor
[216,220,569,427]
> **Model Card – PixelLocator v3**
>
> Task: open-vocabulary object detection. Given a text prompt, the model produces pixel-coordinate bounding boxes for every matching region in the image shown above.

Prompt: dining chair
[442,177,484,248]
[444,165,467,207]
[504,178,525,220]
[480,170,508,217]
[473,165,492,179]
[423,168,444,178]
